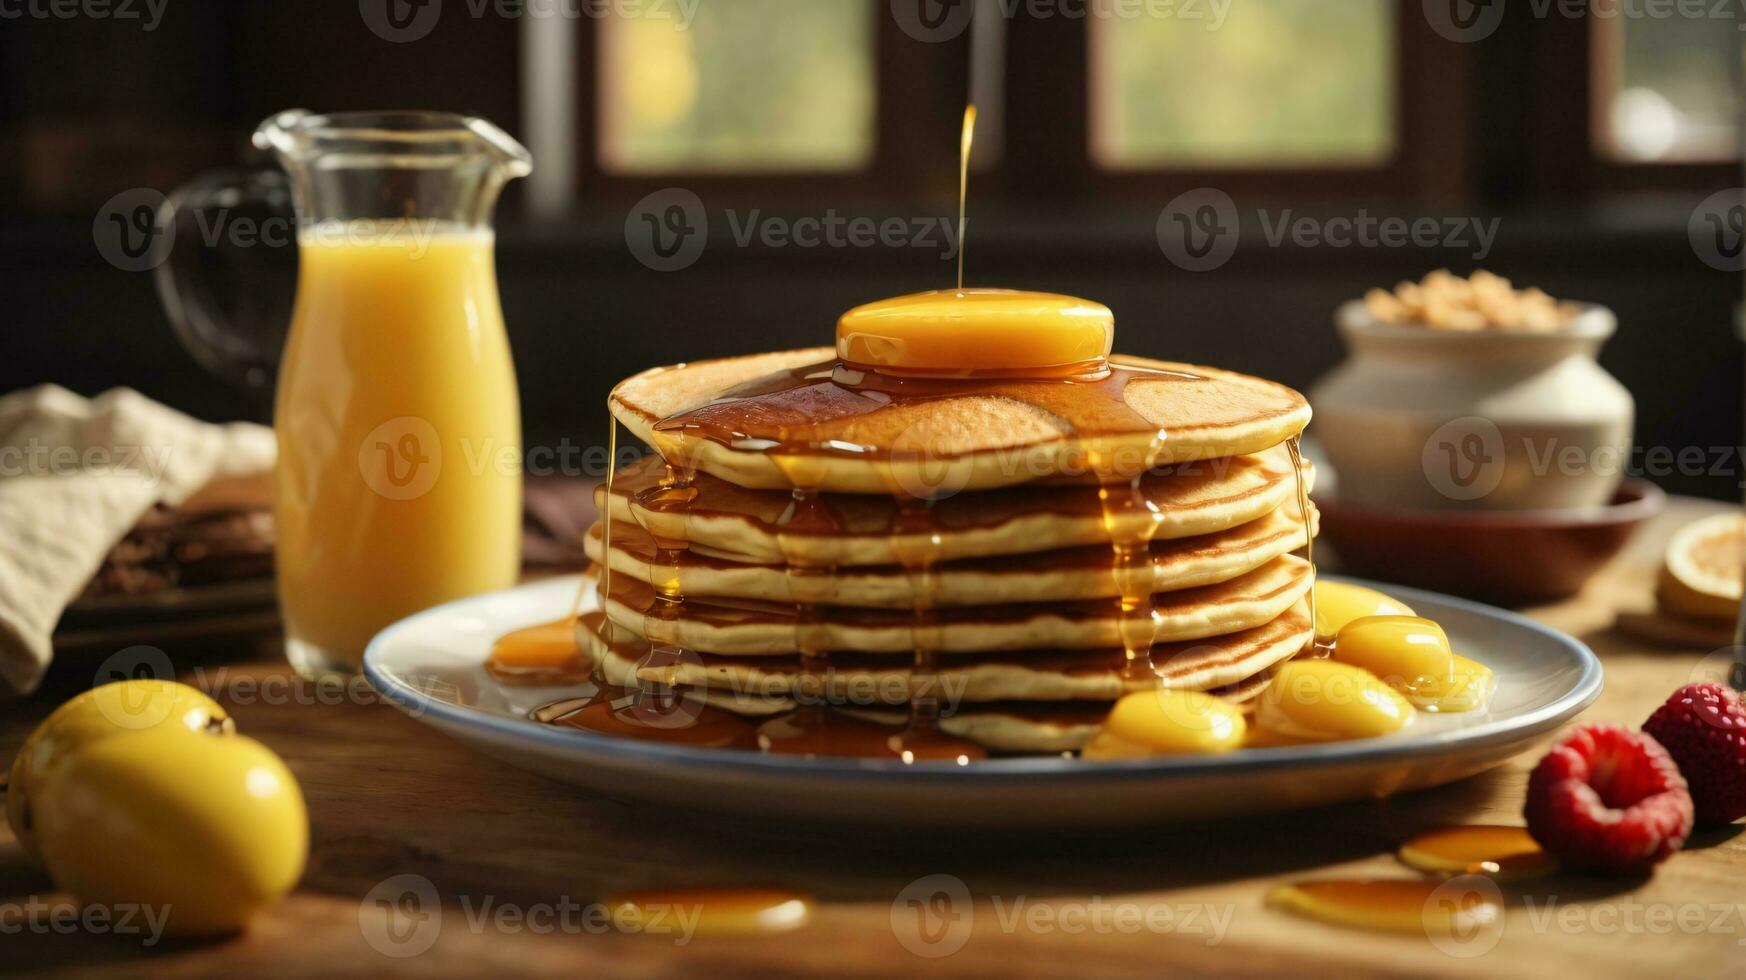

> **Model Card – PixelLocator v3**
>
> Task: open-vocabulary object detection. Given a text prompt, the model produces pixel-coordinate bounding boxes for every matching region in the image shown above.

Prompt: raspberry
[1524,724,1694,874]
[1644,683,1746,825]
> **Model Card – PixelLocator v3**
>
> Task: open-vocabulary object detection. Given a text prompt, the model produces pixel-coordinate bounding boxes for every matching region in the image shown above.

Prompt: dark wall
[3,201,1739,499]
[0,8,1740,501]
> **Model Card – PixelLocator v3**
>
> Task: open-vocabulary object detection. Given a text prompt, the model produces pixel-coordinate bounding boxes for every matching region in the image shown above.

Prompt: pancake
[598,444,1313,566]
[598,638,1105,753]
[617,602,1311,704]
[851,667,1282,754]
[586,636,796,717]
[584,504,1316,608]
[609,349,1312,494]
[594,554,1311,655]
[583,622,1295,754]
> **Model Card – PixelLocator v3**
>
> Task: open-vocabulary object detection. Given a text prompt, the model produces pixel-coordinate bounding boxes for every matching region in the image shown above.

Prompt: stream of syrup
[956,104,974,293]
[1286,435,1322,652]
[1088,435,1170,681]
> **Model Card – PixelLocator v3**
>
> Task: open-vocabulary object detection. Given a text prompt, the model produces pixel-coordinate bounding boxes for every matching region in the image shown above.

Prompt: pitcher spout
[249,109,532,230]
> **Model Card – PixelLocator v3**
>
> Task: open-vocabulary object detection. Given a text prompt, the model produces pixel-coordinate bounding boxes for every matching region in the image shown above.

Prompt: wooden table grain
[5,497,1743,978]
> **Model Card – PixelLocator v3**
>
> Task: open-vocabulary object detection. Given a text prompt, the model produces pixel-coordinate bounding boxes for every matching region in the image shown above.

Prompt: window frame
[570,4,968,205]
[1582,12,1738,191]
[1483,8,1735,199]
[563,1,1734,210]
[1026,0,1473,203]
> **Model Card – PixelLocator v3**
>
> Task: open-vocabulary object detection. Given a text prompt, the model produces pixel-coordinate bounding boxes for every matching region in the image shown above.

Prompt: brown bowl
[1315,478,1665,606]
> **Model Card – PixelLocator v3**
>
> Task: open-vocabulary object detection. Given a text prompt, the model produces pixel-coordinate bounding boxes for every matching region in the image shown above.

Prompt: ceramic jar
[1310,301,1633,511]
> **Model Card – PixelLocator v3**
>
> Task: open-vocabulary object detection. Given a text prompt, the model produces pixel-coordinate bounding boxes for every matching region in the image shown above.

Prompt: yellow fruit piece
[33,730,307,937]
[1268,879,1499,934]
[1313,581,1415,637]
[1333,616,1455,702]
[1082,689,1247,758]
[1410,655,1495,714]
[1660,512,1744,622]
[9,680,229,862]
[1255,661,1415,742]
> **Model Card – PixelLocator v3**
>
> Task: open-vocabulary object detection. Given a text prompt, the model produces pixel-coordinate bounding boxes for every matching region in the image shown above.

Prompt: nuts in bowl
[1364,269,1584,333]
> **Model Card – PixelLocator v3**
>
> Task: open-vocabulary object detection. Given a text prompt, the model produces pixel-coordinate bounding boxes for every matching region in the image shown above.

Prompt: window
[1595,16,1739,163]
[1089,0,1397,168]
[554,2,1723,205]
[597,0,877,173]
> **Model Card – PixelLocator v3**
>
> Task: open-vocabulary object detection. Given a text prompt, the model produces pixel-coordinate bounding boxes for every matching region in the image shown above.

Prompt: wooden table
[5,497,1743,978]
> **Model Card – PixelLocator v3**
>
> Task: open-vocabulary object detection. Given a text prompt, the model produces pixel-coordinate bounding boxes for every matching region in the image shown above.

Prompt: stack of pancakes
[583,349,1315,754]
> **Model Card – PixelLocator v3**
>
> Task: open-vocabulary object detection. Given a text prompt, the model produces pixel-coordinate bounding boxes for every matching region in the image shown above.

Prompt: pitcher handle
[152,168,298,417]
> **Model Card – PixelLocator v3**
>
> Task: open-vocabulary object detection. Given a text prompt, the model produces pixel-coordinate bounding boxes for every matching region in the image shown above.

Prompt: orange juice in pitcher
[256,111,533,677]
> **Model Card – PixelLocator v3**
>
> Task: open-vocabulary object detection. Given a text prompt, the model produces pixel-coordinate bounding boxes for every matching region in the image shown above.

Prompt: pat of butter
[837,288,1114,376]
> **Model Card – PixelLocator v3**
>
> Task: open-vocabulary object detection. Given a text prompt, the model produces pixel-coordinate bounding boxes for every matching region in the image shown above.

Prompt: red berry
[1644,683,1746,825]
[1524,723,1694,874]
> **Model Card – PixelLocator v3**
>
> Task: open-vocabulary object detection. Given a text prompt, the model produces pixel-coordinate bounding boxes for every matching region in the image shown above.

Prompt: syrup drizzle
[598,449,1299,562]
[756,469,886,756]
[1286,435,1322,656]
[533,679,758,750]
[956,105,975,293]
[887,495,983,763]
[1089,436,1169,680]
[651,359,1208,460]
[629,438,699,693]
[597,416,618,620]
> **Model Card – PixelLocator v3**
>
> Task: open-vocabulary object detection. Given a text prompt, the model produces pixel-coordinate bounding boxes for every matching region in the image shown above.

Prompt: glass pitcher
[165,110,532,678]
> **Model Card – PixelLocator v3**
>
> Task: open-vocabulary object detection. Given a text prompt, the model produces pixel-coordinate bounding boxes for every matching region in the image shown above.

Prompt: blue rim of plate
[362,575,1603,784]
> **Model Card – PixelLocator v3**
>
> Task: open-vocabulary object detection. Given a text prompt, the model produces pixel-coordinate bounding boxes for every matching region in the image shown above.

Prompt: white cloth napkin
[0,385,274,694]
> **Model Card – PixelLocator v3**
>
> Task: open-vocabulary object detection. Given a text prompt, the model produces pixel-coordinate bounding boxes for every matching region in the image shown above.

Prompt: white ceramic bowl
[1311,301,1632,511]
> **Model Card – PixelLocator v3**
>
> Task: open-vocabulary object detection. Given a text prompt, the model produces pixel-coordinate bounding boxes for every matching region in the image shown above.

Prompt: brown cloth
[0,386,275,693]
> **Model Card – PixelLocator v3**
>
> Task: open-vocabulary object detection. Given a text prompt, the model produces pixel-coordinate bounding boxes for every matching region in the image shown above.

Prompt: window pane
[1598,18,1739,162]
[599,1,875,173]
[1090,0,1395,168]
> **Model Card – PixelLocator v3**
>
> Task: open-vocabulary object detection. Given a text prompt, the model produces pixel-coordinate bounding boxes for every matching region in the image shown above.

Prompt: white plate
[363,575,1601,828]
